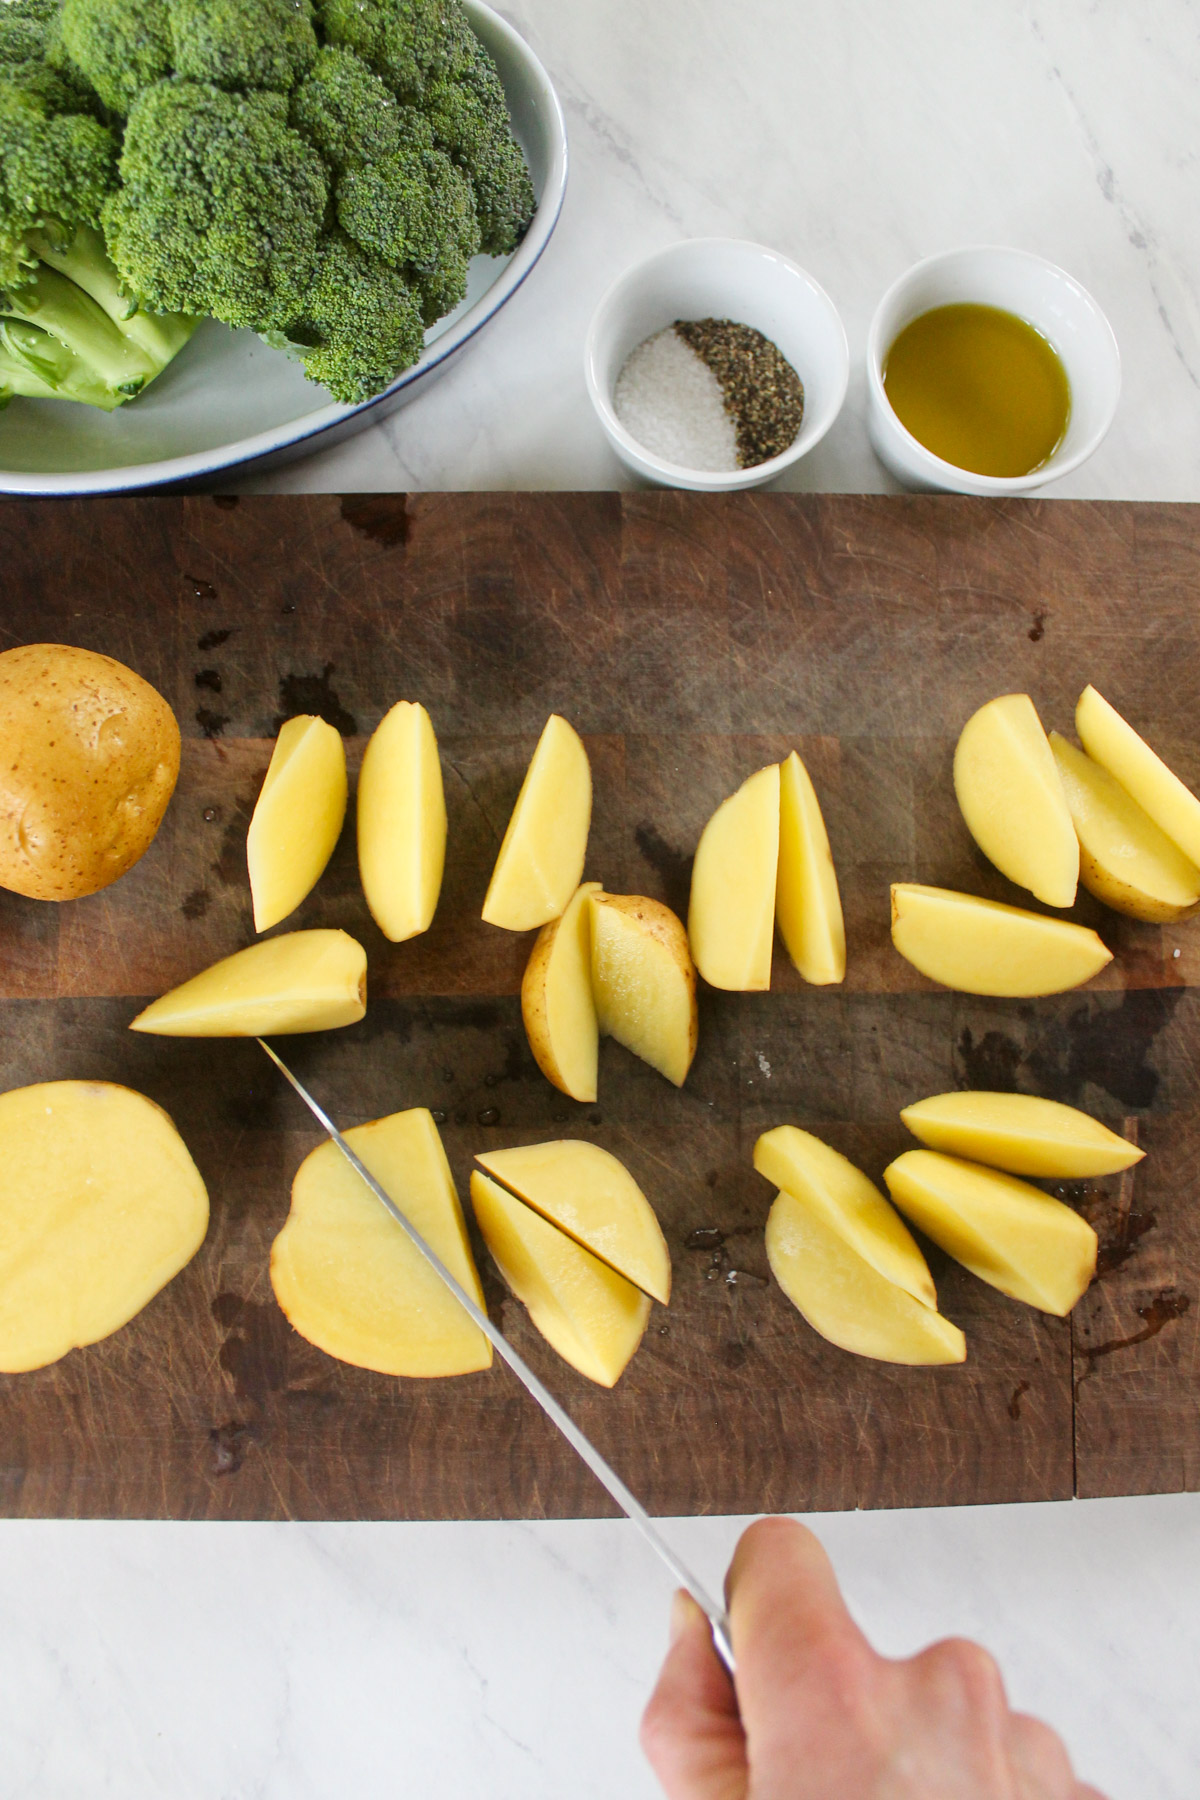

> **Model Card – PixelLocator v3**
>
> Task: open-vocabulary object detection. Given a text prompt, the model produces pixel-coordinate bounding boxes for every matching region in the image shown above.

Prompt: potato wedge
[272,1109,491,1377]
[247,715,348,932]
[766,1188,966,1366]
[1050,731,1200,923]
[753,1125,936,1308]
[589,892,698,1087]
[357,700,447,942]
[470,1170,650,1386]
[482,715,591,931]
[130,929,366,1036]
[1077,685,1200,867]
[890,884,1111,996]
[688,763,780,990]
[884,1149,1098,1316]
[900,1091,1143,1179]
[476,1139,670,1304]
[521,882,601,1102]
[953,694,1078,907]
[776,750,846,985]
[0,1081,207,1372]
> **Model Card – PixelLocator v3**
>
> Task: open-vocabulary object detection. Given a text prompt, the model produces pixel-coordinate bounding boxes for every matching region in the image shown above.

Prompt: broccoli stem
[0,229,199,408]
[29,226,198,367]
[0,317,126,410]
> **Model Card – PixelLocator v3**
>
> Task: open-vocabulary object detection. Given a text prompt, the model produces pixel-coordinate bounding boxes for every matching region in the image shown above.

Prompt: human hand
[641,1516,1108,1799]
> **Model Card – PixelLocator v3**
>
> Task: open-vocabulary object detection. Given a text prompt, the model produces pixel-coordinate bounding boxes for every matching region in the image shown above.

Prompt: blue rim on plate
[0,2,568,496]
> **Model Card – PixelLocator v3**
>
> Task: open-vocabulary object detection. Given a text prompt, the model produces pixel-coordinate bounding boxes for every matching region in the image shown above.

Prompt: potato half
[0,1080,208,1372]
[0,643,180,901]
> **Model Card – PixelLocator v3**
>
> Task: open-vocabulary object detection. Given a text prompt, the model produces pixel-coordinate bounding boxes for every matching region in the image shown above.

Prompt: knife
[258,1038,736,1675]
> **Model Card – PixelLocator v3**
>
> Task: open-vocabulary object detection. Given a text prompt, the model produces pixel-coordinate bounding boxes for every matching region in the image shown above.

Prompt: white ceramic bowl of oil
[867,245,1121,496]
[584,238,849,491]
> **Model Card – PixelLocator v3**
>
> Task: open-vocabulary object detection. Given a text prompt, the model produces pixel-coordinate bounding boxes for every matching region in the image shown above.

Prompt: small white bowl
[867,245,1120,495]
[584,238,849,491]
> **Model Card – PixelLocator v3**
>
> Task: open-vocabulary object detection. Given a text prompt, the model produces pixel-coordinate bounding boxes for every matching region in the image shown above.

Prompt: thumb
[640,1592,747,1800]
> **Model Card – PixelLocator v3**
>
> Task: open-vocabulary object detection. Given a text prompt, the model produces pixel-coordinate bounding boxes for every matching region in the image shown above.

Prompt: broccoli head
[168,0,317,96]
[0,0,61,67]
[290,42,429,171]
[0,57,115,283]
[283,229,424,405]
[52,0,318,114]
[103,78,327,329]
[424,64,533,256]
[315,0,473,104]
[50,0,172,114]
[337,144,478,325]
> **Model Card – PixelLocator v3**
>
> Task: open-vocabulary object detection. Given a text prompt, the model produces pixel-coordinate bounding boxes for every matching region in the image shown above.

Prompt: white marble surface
[2,1497,1199,1799]
[236,0,1200,499]
[5,5,1200,1797]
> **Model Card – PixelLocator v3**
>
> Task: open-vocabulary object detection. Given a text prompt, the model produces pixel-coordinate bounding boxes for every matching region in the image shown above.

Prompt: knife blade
[258,1037,736,1675]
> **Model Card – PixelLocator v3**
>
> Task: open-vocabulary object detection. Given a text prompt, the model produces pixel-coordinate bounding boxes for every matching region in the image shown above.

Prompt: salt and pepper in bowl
[584,239,850,492]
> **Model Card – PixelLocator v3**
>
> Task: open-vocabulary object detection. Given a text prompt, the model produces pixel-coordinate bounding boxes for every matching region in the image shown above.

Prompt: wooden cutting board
[0,491,1196,1521]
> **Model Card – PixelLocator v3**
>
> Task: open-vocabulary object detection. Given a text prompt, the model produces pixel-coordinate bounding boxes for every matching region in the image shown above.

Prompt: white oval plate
[0,2,568,495]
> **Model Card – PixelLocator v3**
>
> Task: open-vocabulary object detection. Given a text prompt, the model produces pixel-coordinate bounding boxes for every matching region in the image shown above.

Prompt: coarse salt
[613,328,738,472]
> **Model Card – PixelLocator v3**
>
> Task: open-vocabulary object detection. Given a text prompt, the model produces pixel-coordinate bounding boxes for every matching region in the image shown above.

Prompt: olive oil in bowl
[883,304,1071,479]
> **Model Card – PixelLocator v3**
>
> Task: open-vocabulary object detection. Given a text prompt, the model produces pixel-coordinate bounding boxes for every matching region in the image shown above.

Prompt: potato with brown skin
[0,644,180,901]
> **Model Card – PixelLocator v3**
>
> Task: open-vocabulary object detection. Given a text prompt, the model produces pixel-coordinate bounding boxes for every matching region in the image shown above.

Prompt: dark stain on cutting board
[0,493,1197,1520]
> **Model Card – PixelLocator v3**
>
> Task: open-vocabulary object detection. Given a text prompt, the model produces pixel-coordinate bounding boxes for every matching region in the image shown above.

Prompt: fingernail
[670,1589,701,1643]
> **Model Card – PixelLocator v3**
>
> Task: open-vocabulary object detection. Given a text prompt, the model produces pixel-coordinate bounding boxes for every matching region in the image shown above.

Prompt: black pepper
[673,318,805,468]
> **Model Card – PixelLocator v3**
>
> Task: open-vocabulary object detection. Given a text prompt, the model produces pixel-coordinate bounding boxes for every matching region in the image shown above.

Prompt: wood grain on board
[0,492,1196,1520]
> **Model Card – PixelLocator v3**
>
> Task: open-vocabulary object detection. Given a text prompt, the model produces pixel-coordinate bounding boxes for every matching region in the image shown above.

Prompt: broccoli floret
[424,66,533,256]
[0,0,58,67]
[282,229,424,404]
[168,0,317,96]
[103,79,327,329]
[290,43,429,170]
[51,0,172,115]
[316,0,473,103]
[0,57,115,283]
[337,144,478,324]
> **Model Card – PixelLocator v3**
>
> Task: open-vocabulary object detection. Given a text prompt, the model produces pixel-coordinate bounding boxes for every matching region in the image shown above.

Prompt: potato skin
[0,644,181,901]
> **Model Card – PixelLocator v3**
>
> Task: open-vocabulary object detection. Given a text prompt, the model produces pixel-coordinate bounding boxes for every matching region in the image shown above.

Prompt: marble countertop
[5,5,1200,1798]
[238,0,1200,501]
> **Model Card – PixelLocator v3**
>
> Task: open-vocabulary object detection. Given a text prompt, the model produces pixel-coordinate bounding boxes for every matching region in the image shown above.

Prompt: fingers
[725,1518,877,1774]
[640,1591,747,1800]
[1007,1711,1082,1797]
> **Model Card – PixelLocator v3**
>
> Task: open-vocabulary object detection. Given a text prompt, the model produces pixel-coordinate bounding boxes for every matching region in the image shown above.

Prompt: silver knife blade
[258,1038,736,1675]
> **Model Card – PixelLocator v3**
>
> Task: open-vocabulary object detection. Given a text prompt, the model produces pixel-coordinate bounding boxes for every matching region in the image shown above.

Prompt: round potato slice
[0,644,180,901]
[0,1081,208,1372]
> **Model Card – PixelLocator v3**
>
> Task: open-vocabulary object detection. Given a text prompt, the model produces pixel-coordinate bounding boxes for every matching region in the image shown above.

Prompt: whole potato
[0,644,181,901]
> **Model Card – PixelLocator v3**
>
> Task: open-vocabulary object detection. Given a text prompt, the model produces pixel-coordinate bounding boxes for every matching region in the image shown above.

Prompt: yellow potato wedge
[1050,731,1200,923]
[900,1091,1144,1179]
[482,715,592,931]
[890,884,1111,996]
[476,1139,670,1304]
[766,1187,966,1365]
[884,1149,1098,1316]
[953,694,1078,907]
[753,1125,936,1308]
[0,1081,208,1372]
[520,882,601,1103]
[357,700,447,943]
[589,892,698,1087]
[470,1170,649,1386]
[272,1109,491,1377]
[688,763,780,991]
[130,929,366,1036]
[776,751,846,986]
[247,715,348,933]
[1076,685,1200,868]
